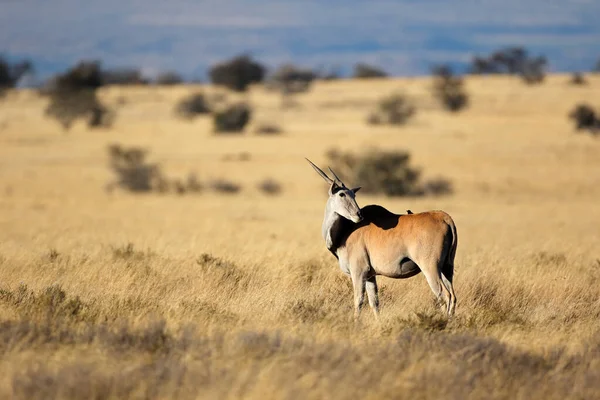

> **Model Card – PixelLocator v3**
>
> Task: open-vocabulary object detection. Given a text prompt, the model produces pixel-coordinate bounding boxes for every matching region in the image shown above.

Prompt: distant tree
[213,103,251,133]
[209,55,265,92]
[367,93,415,126]
[569,104,599,134]
[470,56,498,74]
[42,60,113,130]
[353,63,387,79]
[432,65,468,112]
[594,58,600,73]
[569,72,587,86]
[155,71,183,85]
[317,65,342,81]
[0,56,34,96]
[174,92,211,120]
[470,47,547,84]
[102,68,147,85]
[267,64,316,107]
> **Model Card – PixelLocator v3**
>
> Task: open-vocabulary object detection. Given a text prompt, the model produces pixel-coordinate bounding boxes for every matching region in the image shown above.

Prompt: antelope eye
[339,192,346,197]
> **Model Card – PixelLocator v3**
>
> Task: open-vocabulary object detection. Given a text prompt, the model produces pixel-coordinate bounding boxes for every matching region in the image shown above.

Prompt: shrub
[327,149,420,196]
[102,68,147,85]
[0,56,33,96]
[257,179,282,195]
[209,179,241,194]
[43,61,113,130]
[209,55,265,92]
[106,145,209,194]
[317,66,342,81]
[367,93,415,125]
[419,177,454,196]
[106,144,166,193]
[154,71,183,85]
[570,73,587,85]
[267,64,316,108]
[353,63,387,79]
[569,104,599,134]
[327,148,453,197]
[175,93,211,120]
[432,65,468,112]
[213,103,251,133]
[254,123,282,135]
[470,47,547,84]
[520,56,547,84]
[269,64,315,93]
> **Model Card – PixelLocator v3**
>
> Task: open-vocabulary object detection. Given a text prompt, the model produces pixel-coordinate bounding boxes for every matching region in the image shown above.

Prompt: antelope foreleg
[350,272,366,321]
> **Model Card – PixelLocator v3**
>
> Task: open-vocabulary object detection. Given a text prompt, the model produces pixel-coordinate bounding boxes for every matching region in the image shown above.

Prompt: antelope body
[307,159,458,318]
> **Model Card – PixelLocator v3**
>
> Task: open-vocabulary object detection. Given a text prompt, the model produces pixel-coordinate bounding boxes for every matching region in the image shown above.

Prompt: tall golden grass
[0,74,599,399]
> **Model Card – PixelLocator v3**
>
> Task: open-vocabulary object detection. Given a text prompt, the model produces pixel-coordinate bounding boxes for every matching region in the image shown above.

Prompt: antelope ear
[329,182,342,196]
[351,187,361,194]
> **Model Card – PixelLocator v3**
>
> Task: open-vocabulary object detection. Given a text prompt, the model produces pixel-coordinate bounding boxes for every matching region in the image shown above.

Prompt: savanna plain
[0,74,599,399]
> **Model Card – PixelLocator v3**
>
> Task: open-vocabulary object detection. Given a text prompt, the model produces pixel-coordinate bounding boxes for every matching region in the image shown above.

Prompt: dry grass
[0,74,600,399]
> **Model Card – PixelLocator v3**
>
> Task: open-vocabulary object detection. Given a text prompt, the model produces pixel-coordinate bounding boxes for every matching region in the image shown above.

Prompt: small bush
[102,68,147,85]
[175,93,211,120]
[209,179,242,194]
[254,123,282,135]
[0,56,33,96]
[367,93,415,125]
[420,177,454,196]
[257,179,282,195]
[106,145,208,194]
[327,148,453,197]
[107,144,166,193]
[327,149,419,196]
[432,65,468,112]
[470,47,547,84]
[213,103,251,133]
[569,104,599,134]
[154,71,183,85]
[269,64,315,94]
[520,56,547,84]
[353,63,387,79]
[209,55,265,92]
[570,73,587,85]
[43,61,113,130]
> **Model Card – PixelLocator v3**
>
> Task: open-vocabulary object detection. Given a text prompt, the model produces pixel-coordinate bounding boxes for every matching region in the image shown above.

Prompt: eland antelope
[306,159,458,318]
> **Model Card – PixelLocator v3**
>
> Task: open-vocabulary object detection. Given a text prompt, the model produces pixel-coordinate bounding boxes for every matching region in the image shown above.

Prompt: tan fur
[338,206,458,319]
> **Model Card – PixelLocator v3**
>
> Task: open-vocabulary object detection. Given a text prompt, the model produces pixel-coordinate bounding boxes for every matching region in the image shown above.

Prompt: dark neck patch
[327,214,359,258]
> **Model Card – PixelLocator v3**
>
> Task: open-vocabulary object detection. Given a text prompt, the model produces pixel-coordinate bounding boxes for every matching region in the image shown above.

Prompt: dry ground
[0,74,599,399]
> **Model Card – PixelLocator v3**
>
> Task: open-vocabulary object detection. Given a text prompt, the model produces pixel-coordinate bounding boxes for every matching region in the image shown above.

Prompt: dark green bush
[106,144,166,193]
[327,149,453,197]
[367,93,415,125]
[257,179,282,195]
[213,103,251,133]
[155,71,183,85]
[353,63,387,79]
[254,123,282,135]
[570,73,587,85]
[470,47,547,84]
[432,65,468,112]
[0,56,33,96]
[569,104,599,134]
[175,92,211,119]
[209,55,265,92]
[327,149,420,196]
[43,61,113,130]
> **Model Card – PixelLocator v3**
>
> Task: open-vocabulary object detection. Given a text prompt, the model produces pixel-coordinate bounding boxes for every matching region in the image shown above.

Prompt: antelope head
[306,158,363,223]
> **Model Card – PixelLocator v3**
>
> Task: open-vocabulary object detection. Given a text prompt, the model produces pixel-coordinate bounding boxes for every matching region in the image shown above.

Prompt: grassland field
[0,74,599,399]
